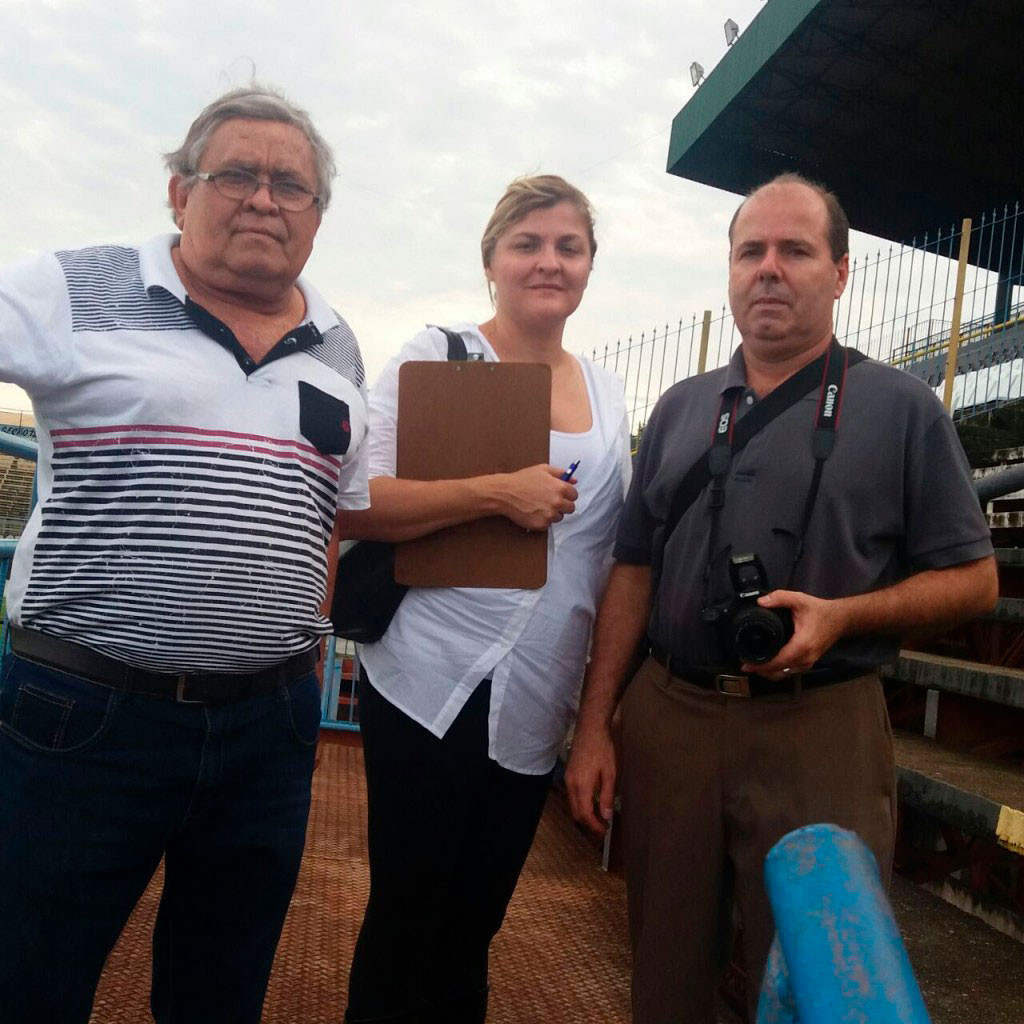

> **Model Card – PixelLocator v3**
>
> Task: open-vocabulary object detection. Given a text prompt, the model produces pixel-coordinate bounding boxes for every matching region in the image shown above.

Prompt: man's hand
[566,722,617,836]
[743,557,999,679]
[741,589,847,679]
[495,464,577,531]
[565,563,652,836]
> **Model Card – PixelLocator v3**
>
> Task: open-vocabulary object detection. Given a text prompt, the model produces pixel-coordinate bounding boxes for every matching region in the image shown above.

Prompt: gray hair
[164,84,336,216]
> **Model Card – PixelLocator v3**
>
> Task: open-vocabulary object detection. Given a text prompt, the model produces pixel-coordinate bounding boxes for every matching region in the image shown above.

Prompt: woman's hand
[335,464,577,542]
[492,464,577,530]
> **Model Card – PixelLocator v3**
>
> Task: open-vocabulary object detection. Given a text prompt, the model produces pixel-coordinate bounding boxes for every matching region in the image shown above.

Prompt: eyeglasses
[194,169,321,212]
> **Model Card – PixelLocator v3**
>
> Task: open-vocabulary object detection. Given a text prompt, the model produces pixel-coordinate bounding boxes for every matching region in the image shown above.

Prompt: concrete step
[988,510,1024,529]
[983,597,1024,623]
[977,446,1024,469]
[888,651,1024,709]
[713,876,1024,1024]
[973,448,1024,481]
[893,730,1024,855]
[889,874,1024,1024]
[996,547,1024,567]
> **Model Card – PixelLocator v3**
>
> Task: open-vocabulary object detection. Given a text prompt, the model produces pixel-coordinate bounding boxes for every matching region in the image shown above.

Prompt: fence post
[942,218,973,410]
[697,310,712,374]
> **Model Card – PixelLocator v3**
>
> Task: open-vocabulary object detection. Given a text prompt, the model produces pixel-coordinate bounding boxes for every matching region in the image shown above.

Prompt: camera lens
[731,607,789,664]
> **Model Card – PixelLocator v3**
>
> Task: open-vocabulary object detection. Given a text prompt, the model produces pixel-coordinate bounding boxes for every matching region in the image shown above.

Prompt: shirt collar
[137,233,340,333]
[139,234,186,303]
[720,344,750,394]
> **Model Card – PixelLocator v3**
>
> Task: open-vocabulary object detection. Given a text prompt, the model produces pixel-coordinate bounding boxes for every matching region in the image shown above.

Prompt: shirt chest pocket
[298,381,352,455]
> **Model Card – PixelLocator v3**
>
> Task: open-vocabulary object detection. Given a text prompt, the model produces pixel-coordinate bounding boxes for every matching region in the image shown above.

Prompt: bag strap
[662,341,866,549]
[427,325,470,361]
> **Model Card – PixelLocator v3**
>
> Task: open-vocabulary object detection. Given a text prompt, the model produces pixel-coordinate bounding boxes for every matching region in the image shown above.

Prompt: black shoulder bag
[329,327,473,643]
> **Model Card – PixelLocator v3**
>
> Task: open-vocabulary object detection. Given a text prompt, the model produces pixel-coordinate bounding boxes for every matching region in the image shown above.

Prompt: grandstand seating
[0,454,34,537]
[881,433,1024,947]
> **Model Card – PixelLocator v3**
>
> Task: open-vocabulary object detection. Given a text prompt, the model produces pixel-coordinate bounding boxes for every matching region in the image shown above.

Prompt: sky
[0,0,776,413]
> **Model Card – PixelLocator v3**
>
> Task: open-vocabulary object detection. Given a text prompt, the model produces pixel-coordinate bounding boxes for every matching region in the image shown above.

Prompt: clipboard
[393,360,551,588]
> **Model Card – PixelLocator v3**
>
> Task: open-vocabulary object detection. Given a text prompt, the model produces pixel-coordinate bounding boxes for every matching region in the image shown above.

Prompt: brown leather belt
[649,642,868,698]
[10,626,318,704]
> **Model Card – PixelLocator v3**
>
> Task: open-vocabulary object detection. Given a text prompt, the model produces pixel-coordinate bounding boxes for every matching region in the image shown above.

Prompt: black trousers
[346,672,552,1022]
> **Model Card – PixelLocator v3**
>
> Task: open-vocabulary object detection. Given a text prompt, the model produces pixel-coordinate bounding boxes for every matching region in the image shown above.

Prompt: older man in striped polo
[0,85,368,1024]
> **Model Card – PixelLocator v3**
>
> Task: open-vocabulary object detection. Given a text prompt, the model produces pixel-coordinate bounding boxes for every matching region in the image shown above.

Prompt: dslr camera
[702,553,793,665]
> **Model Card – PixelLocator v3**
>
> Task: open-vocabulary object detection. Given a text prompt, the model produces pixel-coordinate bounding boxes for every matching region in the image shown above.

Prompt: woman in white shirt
[340,175,630,1024]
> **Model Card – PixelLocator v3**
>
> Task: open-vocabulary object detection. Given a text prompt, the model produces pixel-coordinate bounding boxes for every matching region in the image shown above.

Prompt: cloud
[1,0,774,412]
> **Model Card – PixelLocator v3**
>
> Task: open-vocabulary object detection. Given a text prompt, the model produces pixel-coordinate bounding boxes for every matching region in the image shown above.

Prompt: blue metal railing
[0,431,39,462]
[757,824,931,1024]
[320,636,361,731]
[890,298,1024,368]
[0,429,38,652]
[0,539,17,651]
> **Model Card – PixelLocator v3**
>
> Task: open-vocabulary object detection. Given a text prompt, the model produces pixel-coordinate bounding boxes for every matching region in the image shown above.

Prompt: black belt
[649,642,868,698]
[10,627,318,704]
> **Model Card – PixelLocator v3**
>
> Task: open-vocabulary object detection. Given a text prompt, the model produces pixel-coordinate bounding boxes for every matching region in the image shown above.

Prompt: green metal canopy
[667,0,1024,245]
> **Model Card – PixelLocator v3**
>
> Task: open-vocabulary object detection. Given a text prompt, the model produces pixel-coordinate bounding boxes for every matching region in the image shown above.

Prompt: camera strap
[662,339,864,547]
[786,338,860,583]
[691,338,864,609]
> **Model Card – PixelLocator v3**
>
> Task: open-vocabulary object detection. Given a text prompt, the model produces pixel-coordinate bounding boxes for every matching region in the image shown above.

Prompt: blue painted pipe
[757,824,931,1024]
[0,556,10,654]
[0,432,38,460]
[757,935,797,1024]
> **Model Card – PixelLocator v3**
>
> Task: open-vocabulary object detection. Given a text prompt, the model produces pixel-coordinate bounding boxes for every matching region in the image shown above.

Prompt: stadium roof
[667,0,1024,247]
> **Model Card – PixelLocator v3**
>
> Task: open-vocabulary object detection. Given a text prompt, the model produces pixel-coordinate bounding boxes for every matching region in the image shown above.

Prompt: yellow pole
[943,218,973,411]
[697,310,713,374]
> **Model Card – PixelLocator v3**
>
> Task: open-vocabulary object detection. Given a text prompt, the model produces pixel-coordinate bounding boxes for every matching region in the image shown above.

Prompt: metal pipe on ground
[757,824,930,1024]
[976,464,1024,504]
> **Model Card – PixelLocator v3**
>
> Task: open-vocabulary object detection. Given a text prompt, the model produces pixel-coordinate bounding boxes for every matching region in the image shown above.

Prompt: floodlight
[725,19,740,46]
[690,61,705,87]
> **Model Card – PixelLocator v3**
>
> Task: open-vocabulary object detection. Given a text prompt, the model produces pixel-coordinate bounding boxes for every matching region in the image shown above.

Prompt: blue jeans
[0,651,321,1024]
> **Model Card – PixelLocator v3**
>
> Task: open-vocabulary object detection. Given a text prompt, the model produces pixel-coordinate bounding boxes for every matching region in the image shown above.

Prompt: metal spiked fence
[589,203,1024,438]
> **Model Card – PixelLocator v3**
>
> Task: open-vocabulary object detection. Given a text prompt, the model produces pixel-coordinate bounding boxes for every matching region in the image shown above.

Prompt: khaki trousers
[620,656,897,1024]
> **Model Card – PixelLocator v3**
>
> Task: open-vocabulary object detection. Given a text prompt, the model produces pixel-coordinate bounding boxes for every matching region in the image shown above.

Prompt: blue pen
[561,459,580,481]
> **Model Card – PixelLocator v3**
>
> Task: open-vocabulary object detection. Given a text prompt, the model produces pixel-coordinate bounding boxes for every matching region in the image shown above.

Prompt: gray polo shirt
[614,345,993,674]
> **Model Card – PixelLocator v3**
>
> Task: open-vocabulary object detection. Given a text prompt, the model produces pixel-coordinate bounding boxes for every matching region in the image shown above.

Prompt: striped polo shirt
[0,234,369,672]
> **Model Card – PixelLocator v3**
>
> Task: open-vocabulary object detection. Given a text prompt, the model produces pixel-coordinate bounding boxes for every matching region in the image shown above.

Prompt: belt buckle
[175,674,206,704]
[715,673,751,697]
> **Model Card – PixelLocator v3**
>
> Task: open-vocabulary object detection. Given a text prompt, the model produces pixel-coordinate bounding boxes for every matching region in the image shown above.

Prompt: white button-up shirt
[360,324,630,774]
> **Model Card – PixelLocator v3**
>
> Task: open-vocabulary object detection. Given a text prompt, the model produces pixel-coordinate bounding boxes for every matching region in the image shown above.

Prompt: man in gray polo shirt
[566,173,996,1023]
